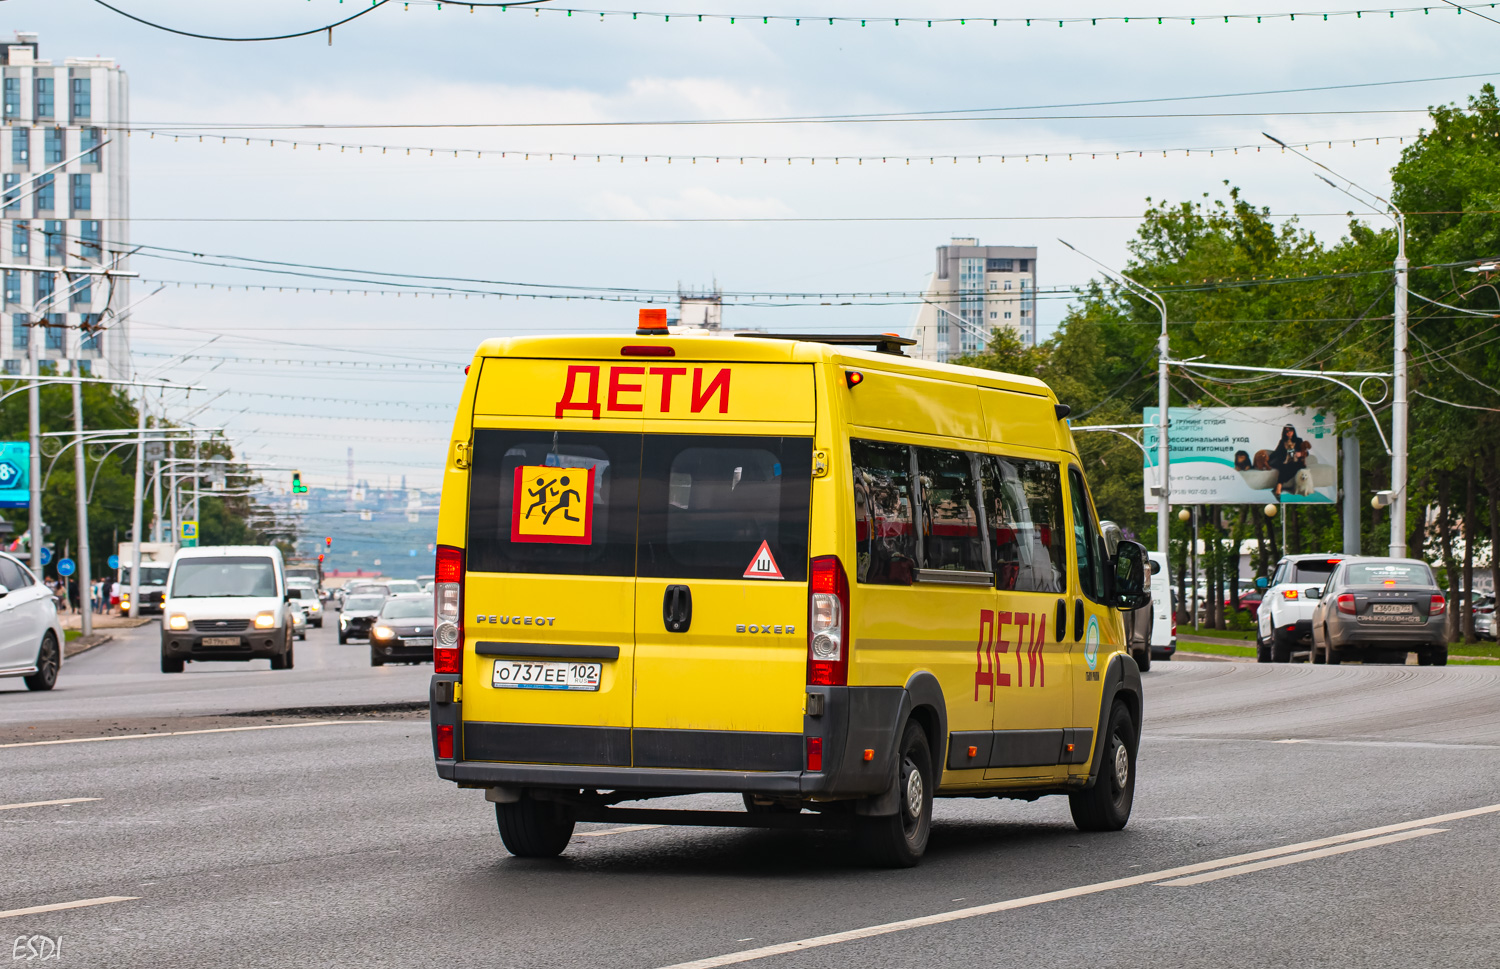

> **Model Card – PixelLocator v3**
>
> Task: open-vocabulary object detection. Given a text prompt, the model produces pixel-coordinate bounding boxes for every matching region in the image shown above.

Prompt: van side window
[983,456,1067,593]
[913,447,985,573]
[852,439,917,585]
[1067,467,1109,603]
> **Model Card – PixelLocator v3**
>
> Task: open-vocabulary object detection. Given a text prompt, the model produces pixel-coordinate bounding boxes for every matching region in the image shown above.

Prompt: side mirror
[1255,576,1269,590]
[1148,559,1162,575]
[0,583,10,597]
[1109,540,1153,611]
[1304,587,1322,600]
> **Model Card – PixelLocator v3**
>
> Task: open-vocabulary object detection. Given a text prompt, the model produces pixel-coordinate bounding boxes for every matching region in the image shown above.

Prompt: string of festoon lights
[132,128,1430,166]
[395,1,1495,30]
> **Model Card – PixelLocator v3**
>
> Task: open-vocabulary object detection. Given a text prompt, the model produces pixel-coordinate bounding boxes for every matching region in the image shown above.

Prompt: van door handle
[663,585,692,633]
[1073,599,1085,642]
[1055,598,1067,642]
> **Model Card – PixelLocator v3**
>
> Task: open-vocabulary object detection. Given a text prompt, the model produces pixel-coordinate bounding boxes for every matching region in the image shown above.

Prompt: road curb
[222,701,428,718]
[64,633,114,659]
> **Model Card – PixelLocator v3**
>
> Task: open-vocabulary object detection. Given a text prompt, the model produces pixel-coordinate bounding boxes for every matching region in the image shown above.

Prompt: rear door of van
[631,362,817,772]
[462,359,643,768]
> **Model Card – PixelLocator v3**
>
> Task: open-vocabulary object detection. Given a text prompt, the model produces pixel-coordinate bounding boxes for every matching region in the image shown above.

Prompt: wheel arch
[901,671,947,789]
[1087,652,1142,786]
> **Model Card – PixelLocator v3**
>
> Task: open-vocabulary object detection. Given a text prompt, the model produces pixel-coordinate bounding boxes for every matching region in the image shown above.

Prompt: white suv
[0,551,64,690]
[160,546,296,673]
[1257,552,1345,663]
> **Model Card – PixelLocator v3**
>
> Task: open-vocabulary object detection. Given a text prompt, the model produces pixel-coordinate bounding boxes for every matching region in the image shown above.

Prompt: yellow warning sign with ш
[511,465,596,545]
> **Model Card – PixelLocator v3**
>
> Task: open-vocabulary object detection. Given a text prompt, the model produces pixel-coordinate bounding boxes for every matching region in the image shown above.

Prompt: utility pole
[71,372,91,637]
[128,392,146,619]
[26,314,41,577]
[1390,220,1409,557]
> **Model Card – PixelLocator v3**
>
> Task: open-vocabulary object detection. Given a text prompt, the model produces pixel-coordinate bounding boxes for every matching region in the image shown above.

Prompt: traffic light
[325,536,332,548]
[317,553,324,564]
[292,471,307,494]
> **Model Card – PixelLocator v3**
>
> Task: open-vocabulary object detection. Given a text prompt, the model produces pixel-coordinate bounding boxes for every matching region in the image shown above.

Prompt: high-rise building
[912,239,1037,363]
[0,33,129,377]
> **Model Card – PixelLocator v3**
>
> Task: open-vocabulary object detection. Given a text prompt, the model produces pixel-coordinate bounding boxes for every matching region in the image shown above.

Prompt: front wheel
[370,651,384,667]
[496,797,576,858]
[160,652,184,674]
[338,631,348,644]
[1069,701,1137,832]
[856,720,934,868]
[24,634,59,690]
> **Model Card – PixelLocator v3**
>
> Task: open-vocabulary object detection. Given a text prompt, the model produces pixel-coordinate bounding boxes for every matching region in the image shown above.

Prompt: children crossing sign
[181,520,199,548]
[511,465,595,545]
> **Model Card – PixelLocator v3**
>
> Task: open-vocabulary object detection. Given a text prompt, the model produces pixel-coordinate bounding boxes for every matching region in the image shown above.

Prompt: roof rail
[734,332,917,356]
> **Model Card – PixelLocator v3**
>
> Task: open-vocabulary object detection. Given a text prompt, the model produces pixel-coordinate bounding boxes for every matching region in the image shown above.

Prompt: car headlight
[254,612,277,629]
[168,614,189,631]
[373,625,395,639]
[308,602,321,613]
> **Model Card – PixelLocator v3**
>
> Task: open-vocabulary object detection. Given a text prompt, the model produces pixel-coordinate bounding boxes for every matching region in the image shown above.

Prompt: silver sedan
[1309,558,1448,666]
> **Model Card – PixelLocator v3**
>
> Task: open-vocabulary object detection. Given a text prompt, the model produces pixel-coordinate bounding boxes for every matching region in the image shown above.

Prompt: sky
[9,0,1498,490]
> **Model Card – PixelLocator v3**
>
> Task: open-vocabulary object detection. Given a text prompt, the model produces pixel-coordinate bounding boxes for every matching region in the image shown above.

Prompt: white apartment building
[0,33,129,377]
[913,239,1037,363]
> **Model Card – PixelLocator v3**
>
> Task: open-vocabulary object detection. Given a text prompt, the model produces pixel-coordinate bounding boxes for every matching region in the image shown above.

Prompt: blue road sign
[39,546,52,566]
[107,554,119,570]
[56,557,75,577]
[0,442,29,508]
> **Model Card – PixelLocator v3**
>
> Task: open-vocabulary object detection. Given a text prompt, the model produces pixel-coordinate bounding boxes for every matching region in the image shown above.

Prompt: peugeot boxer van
[429,315,1151,866]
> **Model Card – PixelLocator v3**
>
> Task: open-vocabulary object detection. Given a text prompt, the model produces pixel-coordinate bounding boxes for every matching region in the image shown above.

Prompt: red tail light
[1337,594,1356,615]
[807,555,849,686]
[436,724,454,760]
[434,545,464,676]
[806,737,823,772]
[1430,594,1446,617]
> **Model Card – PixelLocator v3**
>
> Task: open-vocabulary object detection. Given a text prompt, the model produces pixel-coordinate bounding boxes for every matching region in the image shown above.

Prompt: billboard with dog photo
[1140,407,1338,507]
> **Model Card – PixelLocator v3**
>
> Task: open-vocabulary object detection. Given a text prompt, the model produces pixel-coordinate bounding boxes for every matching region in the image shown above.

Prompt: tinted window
[852,439,917,585]
[171,557,277,598]
[914,447,985,573]
[1345,562,1436,588]
[467,429,640,577]
[382,597,434,619]
[0,556,27,590]
[1068,468,1109,603]
[984,456,1067,593]
[345,595,386,611]
[1270,562,1289,586]
[638,435,812,582]
[1292,559,1341,583]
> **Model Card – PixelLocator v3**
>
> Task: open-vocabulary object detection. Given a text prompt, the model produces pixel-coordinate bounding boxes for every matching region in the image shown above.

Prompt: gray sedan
[1309,558,1448,666]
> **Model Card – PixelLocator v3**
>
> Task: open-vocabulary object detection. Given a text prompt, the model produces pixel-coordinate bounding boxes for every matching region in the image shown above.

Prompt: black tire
[297,631,306,641]
[495,797,576,858]
[742,794,800,815]
[1069,701,1137,832]
[1310,629,1326,664]
[1430,646,1448,667]
[338,631,348,644]
[371,651,384,667]
[1327,644,1343,665]
[284,640,294,670]
[1132,647,1152,673]
[24,634,60,690]
[269,650,285,670]
[1271,631,1294,663]
[312,619,323,628]
[856,720,934,868]
[1255,632,1271,663]
[160,653,184,674]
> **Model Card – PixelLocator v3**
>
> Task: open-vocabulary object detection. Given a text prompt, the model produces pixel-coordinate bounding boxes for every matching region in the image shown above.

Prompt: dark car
[1228,590,1263,620]
[338,593,388,644]
[1309,558,1448,666]
[369,594,435,666]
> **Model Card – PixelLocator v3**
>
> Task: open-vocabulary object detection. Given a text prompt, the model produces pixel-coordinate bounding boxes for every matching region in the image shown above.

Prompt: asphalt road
[4,644,1500,968]
[0,605,430,724]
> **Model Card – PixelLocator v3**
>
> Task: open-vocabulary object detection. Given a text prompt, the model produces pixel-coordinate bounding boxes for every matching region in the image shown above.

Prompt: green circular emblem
[1085,615,1101,671]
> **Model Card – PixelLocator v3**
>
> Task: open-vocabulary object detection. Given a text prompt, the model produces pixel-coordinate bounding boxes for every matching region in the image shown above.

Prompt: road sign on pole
[56,557,75,577]
[181,520,198,548]
[107,553,119,570]
[39,546,52,566]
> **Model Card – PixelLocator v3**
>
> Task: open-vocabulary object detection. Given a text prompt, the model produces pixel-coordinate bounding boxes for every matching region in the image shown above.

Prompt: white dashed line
[1159,828,1446,886]
[0,897,137,921]
[0,797,99,811]
[0,720,379,749]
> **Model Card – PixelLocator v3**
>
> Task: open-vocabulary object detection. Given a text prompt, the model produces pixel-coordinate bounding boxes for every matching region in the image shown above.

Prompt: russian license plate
[492,660,601,691]
[201,636,241,646]
[1372,603,1413,614]
[405,637,433,647]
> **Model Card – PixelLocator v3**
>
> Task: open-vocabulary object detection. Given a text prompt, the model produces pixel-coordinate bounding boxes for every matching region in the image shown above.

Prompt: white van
[1147,552,1176,661]
[160,546,296,673]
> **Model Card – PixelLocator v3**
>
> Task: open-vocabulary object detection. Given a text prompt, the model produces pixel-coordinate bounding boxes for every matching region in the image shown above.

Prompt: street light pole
[26,317,40,576]
[128,392,146,619]
[71,373,91,637]
[1058,239,1171,566]
[1263,132,1408,557]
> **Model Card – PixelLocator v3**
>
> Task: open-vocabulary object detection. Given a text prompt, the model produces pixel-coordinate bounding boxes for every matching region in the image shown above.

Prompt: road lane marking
[651,802,1500,969]
[0,720,380,749]
[0,797,99,811]
[0,897,137,921]
[576,824,665,838]
[1158,828,1446,886]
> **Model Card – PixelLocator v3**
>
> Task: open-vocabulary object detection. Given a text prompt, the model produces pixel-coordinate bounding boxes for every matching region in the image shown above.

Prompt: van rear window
[467,429,811,581]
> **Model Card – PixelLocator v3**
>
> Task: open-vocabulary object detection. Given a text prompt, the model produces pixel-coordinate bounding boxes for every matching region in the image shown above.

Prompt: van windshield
[171,557,277,598]
[467,429,812,581]
[120,566,170,586]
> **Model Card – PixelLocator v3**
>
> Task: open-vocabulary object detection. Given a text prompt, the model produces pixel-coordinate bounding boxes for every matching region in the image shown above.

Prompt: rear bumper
[1329,618,1446,648]
[1274,620,1314,645]
[429,677,905,800]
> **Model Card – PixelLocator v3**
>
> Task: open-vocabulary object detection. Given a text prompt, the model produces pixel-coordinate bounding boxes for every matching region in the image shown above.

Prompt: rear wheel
[496,797,576,858]
[1271,631,1294,663]
[856,720,934,868]
[24,634,59,690]
[1255,631,1271,663]
[1131,647,1151,673]
[1069,701,1137,832]
[1428,647,1448,667]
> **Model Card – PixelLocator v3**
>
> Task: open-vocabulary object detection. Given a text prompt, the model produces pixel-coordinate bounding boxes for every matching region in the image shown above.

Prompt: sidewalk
[59,612,155,631]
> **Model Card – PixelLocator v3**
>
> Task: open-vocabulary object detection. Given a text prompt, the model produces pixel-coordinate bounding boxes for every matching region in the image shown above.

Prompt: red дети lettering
[974,609,995,702]
[690,367,731,414]
[650,366,687,412]
[555,365,602,420]
[1025,612,1046,687]
[607,366,646,413]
